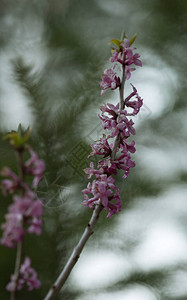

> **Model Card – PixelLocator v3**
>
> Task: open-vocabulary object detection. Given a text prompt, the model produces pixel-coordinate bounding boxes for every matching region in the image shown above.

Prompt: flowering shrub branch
[82,34,143,218]
[0,125,45,299]
[44,32,143,299]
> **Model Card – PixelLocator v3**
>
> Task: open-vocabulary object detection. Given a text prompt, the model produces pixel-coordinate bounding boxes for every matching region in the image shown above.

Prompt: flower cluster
[7,257,41,291]
[109,39,142,81]
[100,38,142,95]
[82,173,121,218]
[82,35,143,217]
[0,143,45,292]
[1,147,45,195]
[100,66,120,96]
[25,147,45,188]
[1,148,45,248]
[1,192,43,248]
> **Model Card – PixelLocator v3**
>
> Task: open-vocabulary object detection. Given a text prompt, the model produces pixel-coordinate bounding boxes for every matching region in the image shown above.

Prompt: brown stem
[17,150,24,182]
[120,65,126,110]
[10,150,25,300]
[111,65,126,160]
[10,241,24,300]
[43,202,103,300]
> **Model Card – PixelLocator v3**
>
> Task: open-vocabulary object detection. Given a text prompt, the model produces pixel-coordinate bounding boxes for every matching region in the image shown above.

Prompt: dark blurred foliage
[0,0,187,299]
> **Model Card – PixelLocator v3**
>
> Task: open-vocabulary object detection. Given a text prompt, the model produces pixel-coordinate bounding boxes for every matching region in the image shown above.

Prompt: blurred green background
[0,0,187,299]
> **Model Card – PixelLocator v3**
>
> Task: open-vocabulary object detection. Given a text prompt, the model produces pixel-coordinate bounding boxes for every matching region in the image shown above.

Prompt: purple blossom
[83,35,143,218]
[82,176,121,218]
[121,39,135,57]
[97,158,118,176]
[125,65,136,80]
[1,167,20,195]
[84,162,103,179]
[99,103,136,138]
[99,114,118,137]
[117,113,136,137]
[6,257,41,291]
[109,40,135,65]
[89,135,112,158]
[82,175,122,217]
[98,103,120,137]
[107,187,121,218]
[130,53,142,67]
[109,49,119,63]
[25,148,45,188]
[115,152,135,179]
[1,213,24,248]
[27,217,43,235]
[97,153,135,179]
[86,138,136,180]
[120,140,136,155]
[108,39,142,81]
[100,67,120,95]
[1,167,34,196]
[119,39,142,68]
[100,102,119,117]
[125,84,143,115]
[1,193,43,248]
[11,194,43,218]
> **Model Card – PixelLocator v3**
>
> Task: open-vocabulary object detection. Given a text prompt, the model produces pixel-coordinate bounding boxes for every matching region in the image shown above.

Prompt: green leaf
[120,30,128,40]
[4,124,30,149]
[109,39,122,48]
[129,34,137,45]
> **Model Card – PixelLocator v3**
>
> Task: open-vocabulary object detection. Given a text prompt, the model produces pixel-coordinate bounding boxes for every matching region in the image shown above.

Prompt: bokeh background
[0,0,187,299]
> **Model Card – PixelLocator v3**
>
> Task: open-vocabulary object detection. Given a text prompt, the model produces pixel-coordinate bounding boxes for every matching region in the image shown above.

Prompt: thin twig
[43,202,103,300]
[10,150,25,300]
[11,241,24,300]
[120,65,126,110]
[111,65,126,160]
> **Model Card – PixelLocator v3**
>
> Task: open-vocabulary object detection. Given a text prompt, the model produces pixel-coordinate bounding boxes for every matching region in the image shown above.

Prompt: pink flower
[119,39,142,67]
[1,193,43,248]
[120,140,136,155]
[109,40,135,66]
[82,175,115,207]
[98,103,120,137]
[100,68,120,95]
[83,35,143,218]
[84,162,103,179]
[121,39,134,53]
[1,213,24,248]
[99,102,119,117]
[125,84,143,115]
[99,114,118,137]
[82,175,122,217]
[99,103,136,138]
[97,158,118,176]
[107,187,121,217]
[115,152,136,179]
[1,167,34,195]
[25,148,45,188]
[89,135,112,158]
[117,113,136,137]
[1,167,20,195]
[97,153,135,179]
[108,39,142,81]
[27,218,43,235]
[109,49,119,63]
[130,53,142,67]
[6,257,41,291]
[11,194,43,218]
[125,65,136,80]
